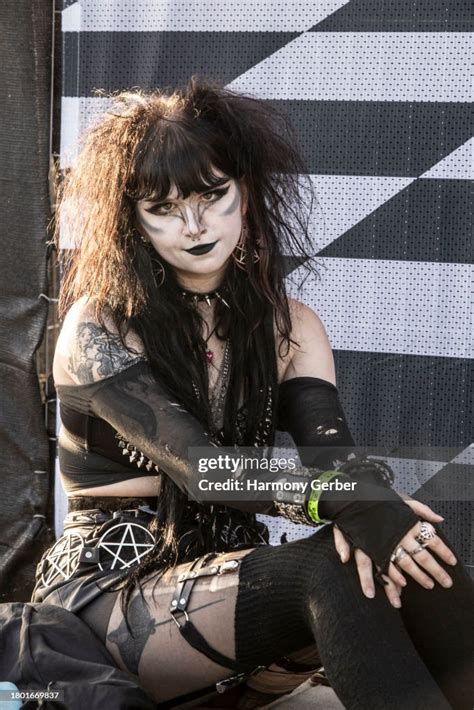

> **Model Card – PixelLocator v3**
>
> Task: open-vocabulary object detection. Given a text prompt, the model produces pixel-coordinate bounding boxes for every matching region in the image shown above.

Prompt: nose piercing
[182,205,205,241]
[186,224,205,242]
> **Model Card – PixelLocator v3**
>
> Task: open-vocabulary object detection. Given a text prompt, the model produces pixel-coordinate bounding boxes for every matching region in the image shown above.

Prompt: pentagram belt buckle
[96,517,156,572]
[40,532,85,588]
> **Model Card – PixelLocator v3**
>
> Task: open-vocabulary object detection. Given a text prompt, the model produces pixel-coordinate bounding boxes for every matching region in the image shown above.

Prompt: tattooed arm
[53,298,145,386]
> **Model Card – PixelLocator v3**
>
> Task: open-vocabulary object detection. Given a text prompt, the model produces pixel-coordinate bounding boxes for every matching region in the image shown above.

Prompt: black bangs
[127,116,237,203]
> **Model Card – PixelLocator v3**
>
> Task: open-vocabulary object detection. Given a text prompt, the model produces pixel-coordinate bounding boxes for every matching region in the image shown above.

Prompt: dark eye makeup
[144,184,230,215]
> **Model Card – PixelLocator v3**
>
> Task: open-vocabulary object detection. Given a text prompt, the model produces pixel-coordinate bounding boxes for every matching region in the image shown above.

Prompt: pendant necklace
[204,323,218,365]
[180,286,230,365]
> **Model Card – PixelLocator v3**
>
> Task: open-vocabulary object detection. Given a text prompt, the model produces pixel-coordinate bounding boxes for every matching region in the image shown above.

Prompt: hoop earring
[137,231,166,288]
[232,222,260,270]
[154,258,166,288]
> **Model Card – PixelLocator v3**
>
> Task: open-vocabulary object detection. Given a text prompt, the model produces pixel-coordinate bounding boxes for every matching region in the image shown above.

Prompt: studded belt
[67,495,158,514]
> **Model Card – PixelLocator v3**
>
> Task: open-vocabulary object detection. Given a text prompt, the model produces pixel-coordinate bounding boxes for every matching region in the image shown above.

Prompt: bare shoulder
[283,298,337,386]
[53,297,146,386]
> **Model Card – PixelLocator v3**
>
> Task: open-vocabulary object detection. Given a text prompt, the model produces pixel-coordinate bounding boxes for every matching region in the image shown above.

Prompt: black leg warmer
[235,525,474,710]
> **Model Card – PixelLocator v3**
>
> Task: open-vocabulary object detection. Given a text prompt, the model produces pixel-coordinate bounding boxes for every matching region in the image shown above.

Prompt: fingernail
[339,552,348,563]
[400,578,407,586]
[392,599,401,608]
[449,557,457,565]
[426,582,435,589]
[442,578,453,588]
[365,588,375,598]
[435,515,445,521]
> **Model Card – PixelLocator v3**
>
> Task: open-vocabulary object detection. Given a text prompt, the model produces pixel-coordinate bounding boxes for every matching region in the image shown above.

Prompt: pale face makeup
[135,170,246,291]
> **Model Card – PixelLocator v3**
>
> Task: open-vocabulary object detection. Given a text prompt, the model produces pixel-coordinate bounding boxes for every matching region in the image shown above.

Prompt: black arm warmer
[278,377,419,574]
[278,376,356,466]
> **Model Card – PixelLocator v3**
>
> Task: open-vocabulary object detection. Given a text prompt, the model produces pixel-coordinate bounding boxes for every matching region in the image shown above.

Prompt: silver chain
[208,340,231,432]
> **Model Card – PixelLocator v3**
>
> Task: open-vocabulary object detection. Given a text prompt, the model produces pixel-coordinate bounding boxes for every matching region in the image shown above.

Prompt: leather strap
[179,621,247,673]
[169,557,248,674]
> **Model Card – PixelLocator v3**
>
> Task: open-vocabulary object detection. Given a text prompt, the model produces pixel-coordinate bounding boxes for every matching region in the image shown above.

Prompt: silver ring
[390,546,408,564]
[408,543,426,556]
[415,521,437,547]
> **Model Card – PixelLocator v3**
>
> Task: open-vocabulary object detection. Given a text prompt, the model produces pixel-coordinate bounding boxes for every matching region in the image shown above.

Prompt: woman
[33,78,473,708]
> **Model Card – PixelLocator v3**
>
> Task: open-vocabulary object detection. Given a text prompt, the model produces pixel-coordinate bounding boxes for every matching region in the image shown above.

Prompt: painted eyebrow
[195,178,231,194]
[140,179,231,206]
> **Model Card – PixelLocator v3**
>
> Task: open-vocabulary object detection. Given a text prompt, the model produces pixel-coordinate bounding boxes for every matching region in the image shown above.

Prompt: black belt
[67,495,158,514]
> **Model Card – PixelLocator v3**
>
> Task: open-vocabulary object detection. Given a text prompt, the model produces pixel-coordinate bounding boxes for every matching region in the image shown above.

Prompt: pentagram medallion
[41,533,84,588]
[97,522,155,571]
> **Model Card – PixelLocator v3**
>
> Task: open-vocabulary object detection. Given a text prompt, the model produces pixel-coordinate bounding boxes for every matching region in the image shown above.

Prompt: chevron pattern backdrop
[57,0,473,571]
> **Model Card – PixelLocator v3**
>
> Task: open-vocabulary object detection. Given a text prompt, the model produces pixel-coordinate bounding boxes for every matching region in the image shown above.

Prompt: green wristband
[306,470,343,524]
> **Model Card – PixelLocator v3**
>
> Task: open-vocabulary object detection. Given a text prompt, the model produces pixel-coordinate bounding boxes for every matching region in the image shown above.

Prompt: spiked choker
[180,288,230,309]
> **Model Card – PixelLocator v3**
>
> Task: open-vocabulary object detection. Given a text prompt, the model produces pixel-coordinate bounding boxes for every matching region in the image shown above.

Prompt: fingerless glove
[278,377,418,574]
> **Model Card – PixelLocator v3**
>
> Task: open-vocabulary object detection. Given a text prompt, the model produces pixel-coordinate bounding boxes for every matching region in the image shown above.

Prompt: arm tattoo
[67,321,144,384]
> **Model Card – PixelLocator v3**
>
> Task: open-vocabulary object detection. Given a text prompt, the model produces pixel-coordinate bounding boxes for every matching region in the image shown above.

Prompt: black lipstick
[185,241,217,256]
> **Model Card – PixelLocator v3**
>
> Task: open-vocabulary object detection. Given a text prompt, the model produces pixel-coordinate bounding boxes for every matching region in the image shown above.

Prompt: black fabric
[0,602,156,709]
[235,525,474,710]
[67,495,158,513]
[69,361,215,488]
[58,397,157,493]
[278,376,419,575]
[78,589,119,645]
[0,0,54,603]
[58,365,336,520]
[278,376,356,467]
[60,401,145,469]
[58,379,248,493]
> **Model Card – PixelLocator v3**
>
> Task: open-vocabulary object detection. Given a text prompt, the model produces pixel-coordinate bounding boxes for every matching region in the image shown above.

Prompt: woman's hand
[333,497,457,608]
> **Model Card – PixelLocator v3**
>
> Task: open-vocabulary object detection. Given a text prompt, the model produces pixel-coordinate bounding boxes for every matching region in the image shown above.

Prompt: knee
[305,525,344,570]
[287,527,354,589]
[293,529,364,598]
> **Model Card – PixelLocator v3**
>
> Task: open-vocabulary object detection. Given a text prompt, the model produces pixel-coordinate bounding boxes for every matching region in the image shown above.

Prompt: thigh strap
[169,556,258,678]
